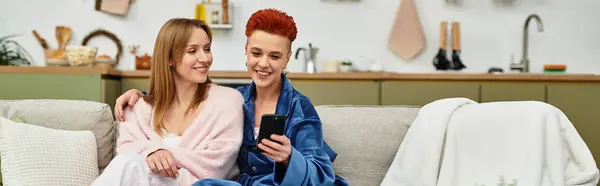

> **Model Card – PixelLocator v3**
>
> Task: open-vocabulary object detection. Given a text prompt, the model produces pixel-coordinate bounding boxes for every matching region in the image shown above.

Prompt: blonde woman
[91,18,244,186]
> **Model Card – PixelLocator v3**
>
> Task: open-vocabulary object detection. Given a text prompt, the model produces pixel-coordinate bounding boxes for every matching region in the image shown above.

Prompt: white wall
[1,0,598,74]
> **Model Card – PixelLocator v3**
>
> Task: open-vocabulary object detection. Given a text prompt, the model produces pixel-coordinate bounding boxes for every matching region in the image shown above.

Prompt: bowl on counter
[93,55,117,68]
[66,46,98,67]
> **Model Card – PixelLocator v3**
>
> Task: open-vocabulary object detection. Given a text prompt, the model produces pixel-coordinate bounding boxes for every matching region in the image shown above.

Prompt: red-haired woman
[114,8,348,186]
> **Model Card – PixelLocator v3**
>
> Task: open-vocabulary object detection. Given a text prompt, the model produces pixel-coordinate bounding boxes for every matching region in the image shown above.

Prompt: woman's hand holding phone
[258,134,292,166]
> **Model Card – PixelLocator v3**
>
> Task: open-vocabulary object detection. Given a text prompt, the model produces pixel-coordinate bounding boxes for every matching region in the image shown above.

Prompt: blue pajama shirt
[194,74,348,186]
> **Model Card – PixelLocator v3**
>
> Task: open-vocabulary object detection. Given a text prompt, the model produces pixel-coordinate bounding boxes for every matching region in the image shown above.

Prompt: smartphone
[255,114,287,152]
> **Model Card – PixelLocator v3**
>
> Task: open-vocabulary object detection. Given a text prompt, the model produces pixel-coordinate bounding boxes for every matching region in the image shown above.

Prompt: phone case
[256,114,287,152]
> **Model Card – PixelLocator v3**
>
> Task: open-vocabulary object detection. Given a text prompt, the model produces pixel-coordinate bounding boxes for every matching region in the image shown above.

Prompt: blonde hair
[144,18,213,136]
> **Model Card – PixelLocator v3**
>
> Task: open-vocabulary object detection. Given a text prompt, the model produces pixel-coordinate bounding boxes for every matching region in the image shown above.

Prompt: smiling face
[172,27,212,84]
[245,30,292,88]
[146,18,214,136]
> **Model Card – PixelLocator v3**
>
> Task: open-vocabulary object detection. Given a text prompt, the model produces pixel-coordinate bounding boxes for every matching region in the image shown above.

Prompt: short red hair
[245,8,297,42]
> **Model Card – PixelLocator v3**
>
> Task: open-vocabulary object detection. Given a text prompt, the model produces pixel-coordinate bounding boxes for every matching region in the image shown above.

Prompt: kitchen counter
[0,66,122,76]
[2,66,600,82]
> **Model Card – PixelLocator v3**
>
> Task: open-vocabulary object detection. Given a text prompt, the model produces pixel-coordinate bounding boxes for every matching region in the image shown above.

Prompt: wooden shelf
[209,24,233,29]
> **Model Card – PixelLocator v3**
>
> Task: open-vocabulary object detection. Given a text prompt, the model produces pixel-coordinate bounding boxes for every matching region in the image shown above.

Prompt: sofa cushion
[0,114,25,185]
[0,117,99,185]
[316,105,420,186]
[0,99,116,172]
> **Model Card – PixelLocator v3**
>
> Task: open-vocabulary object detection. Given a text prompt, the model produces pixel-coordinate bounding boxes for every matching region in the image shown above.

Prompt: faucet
[510,14,544,73]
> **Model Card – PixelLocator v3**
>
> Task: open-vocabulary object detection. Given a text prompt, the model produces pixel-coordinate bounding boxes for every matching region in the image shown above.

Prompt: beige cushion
[0,117,99,185]
[316,105,420,186]
[0,114,26,185]
[0,99,117,172]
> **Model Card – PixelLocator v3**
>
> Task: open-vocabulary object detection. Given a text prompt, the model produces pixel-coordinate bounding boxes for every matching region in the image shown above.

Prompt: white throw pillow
[0,117,99,185]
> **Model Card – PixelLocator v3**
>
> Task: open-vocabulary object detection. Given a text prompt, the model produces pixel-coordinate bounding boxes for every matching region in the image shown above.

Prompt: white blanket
[381,98,599,186]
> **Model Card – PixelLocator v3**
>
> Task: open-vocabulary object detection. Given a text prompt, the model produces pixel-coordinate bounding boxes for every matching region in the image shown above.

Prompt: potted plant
[0,34,33,66]
[340,60,353,72]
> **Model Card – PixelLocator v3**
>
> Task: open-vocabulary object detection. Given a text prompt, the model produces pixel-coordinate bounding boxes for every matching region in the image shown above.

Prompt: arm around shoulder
[116,99,164,158]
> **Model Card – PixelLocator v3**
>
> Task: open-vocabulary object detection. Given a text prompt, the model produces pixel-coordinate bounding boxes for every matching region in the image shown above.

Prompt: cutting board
[96,0,132,16]
[388,0,426,61]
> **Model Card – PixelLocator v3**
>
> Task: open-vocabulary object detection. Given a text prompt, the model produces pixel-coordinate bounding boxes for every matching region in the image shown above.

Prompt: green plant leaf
[0,34,33,66]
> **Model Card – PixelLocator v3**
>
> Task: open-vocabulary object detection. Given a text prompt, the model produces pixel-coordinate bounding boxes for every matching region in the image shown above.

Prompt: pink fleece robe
[115,84,244,186]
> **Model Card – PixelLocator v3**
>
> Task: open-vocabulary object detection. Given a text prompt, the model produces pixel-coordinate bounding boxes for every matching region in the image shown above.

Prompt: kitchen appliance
[295,43,319,73]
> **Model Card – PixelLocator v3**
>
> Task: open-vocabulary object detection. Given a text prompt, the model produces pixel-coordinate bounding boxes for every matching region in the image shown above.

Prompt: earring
[282,68,288,75]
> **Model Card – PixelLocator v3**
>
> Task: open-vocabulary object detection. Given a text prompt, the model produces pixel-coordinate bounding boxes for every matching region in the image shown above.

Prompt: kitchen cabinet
[380,81,480,106]
[121,78,149,95]
[480,82,546,102]
[102,78,121,110]
[290,80,380,105]
[547,83,600,168]
[0,73,120,110]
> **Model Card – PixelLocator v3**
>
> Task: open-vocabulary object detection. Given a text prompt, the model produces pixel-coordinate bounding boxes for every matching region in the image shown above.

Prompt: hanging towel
[388,0,426,61]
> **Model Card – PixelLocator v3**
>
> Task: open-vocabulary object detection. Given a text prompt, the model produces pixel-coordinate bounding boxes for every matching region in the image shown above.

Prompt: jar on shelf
[211,10,220,24]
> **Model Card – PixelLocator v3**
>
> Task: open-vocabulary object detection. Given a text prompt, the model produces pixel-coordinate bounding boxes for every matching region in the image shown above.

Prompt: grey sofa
[317,105,420,186]
[0,99,420,186]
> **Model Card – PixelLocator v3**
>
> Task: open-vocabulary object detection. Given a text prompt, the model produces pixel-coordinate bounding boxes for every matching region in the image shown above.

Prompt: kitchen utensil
[58,26,72,51]
[31,30,48,49]
[48,26,72,60]
[51,26,66,60]
[451,22,466,70]
[295,43,319,73]
[56,26,63,49]
[97,0,132,16]
[432,21,451,70]
[388,0,426,60]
